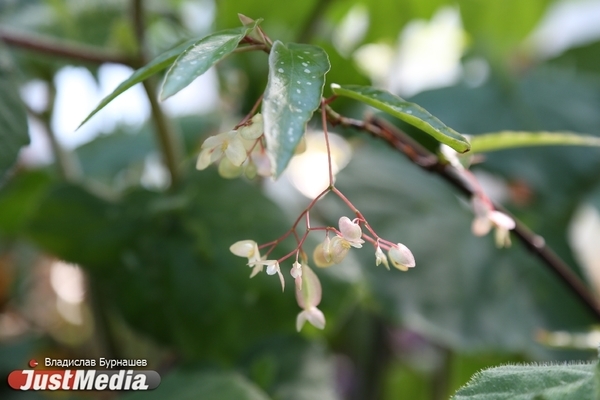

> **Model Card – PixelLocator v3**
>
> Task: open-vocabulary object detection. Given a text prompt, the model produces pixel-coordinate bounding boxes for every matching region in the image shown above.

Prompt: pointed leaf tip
[160,22,259,101]
[262,41,330,178]
[330,84,471,153]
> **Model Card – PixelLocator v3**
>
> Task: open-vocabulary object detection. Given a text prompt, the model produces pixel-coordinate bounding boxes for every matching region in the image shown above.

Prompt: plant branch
[327,108,600,322]
[0,28,136,67]
[131,0,183,186]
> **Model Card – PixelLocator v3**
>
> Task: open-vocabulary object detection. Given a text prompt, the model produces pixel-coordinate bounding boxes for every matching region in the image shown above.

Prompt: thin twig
[0,29,136,67]
[327,108,600,321]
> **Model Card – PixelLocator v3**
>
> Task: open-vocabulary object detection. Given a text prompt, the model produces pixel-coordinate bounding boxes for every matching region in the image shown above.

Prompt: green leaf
[330,84,470,152]
[0,171,53,236]
[0,49,29,178]
[263,41,330,177]
[122,370,270,400]
[469,131,600,153]
[452,362,598,400]
[26,184,135,268]
[77,38,197,128]
[160,21,260,100]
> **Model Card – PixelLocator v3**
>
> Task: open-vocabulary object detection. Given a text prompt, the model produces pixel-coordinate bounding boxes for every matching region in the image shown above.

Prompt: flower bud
[388,243,415,271]
[375,245,389,270]
[238,113,264,140]
[313,239,334,268]
[338,216,364,248]
[218,157,243,179]
[329,236,351,264]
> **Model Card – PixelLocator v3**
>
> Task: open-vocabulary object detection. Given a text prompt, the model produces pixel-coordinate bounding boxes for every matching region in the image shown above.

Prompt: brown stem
[131,0,183,186]
[0,29,136,67]
[327,108,600,322]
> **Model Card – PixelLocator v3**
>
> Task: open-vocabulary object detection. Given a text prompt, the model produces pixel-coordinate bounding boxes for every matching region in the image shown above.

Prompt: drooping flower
[249,259,285,291]
[375,245,389,270]
[388,243,415,271]
[471,196,516,248]
[338,216,364,248]
[329,235,351,263]
[238,113,264,140]
[290,261,303,290]
[295,264,325,331]
[230,240,263,277]
[196,130,247,170]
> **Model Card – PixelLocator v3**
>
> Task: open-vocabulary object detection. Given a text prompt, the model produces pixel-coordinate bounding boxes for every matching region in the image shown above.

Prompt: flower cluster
[314,216,415,271]
[196,113,271,179]
[230,214,416,332]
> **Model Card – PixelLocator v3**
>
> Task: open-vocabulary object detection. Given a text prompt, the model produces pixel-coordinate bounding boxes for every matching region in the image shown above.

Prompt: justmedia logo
[7,359,161,391]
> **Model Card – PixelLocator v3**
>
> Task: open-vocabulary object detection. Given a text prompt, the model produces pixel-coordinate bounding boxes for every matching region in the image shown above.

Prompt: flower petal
[313,243,334,268]
[277,268,285,292]
[230,240,259,258]
[218,157,243,179]
[489,211,516,230]
[295,264,322,309]
[375,246,389,270]
[225,135,248,166]
[201,132,227,149]
[196,148,213,170]
[305,306,325,330]
[388,243,415,271]
[339,216,363,245]
[238,113,264,140]
[472,216,492,236]
[330,236,351,264]
[296,310,308,332]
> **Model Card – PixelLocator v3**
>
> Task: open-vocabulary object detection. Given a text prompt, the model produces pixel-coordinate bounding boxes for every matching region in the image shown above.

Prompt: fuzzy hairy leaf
[452,362,599,400]
[262,41,330,178]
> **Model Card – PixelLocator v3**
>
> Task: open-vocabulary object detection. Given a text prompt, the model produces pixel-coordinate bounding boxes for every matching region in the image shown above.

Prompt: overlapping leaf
[330,84,470,152]
[78,38,197,128]
[262,41,330,178]
[160,21,260,100]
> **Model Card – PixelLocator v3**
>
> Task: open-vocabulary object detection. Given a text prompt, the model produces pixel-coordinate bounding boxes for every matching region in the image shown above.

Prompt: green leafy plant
[2,2,600,399]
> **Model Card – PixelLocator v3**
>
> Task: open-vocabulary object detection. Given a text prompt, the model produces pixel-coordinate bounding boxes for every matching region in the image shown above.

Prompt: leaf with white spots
[79,38,199,128]
[330,84,471,153]
[160,21,260,100]
[263,41,330,178]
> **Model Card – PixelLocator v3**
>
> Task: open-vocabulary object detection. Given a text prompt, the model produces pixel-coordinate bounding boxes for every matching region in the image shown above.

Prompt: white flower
[375,245,389,269]
[296,306,325,331]
[338,216,364,248]
[230,240,263,277]
[196,130,247,170]
[291,261,303,291]
[388,243,415,271]
[471,197,516,248]
[329,235,351,263]
[250,259,285,291]
[238,113,264,140]
[295,264,325,331]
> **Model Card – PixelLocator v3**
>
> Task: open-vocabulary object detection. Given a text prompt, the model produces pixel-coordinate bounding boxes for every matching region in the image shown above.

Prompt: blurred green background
[1,0,600,399]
